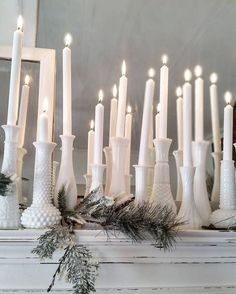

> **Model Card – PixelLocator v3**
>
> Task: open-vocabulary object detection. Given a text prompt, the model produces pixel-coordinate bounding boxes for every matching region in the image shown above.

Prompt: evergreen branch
[58,185,67,216]
[0,173,13,196]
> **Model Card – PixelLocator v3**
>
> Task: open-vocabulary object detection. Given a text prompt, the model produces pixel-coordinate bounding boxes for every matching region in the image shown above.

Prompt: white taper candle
[94,90,104,165]
[194,65,204,141]
[109,84,118,146]
[176,86,183,150]
[223,92,233,161]
[87,120,95,175]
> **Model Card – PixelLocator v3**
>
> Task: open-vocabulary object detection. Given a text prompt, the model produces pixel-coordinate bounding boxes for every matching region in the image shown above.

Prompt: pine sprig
[0,173,13,196]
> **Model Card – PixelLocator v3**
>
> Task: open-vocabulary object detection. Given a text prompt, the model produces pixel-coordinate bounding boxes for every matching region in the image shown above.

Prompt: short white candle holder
[55,135,77,210]
[151,138,177,213]
[16,147,27,204]
[90,164,106,195]
[125,174,132,194]
[177,166,203,229]
[0,125,20,229]
[83,174,92,196]
[209,159,236,228]
[21,141,61,229]
[211,151,222,205]
[192,141,211,226]
[109,137,129,197]
[173,150,183,201]
[134,165,150,203]
[104,146,112,195]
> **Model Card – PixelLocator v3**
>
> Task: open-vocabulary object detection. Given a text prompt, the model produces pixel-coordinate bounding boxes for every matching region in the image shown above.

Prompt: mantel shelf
[0,229,236,293]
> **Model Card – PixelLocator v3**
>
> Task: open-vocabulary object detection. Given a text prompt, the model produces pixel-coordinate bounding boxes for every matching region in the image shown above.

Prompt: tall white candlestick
[109,84,118,146]
[159,55,169,138]
[94,90,104,165]
[148,106,154,148]
[18,75,30,147]
[125,106,132,174]
[116,61,128,137]
[7,15,24,126]
[183,69,193,167]
[38,98,49,143]
[155,103,160,139]
[176,87,183,150]
[87,120,95,175]
[138,69,155,165]
[194,65,204,141]
[63,34,72,135]
[223,92,233,161]
[209,73,221,153]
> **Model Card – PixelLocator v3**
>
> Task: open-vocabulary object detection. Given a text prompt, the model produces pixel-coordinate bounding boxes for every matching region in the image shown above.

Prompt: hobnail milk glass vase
[21,142,61,229]
[0,125,20,229]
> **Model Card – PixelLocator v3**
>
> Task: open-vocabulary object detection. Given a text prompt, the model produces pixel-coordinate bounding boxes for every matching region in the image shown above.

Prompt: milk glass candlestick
[7,15,23,126]
[116,61,128,137]
[176,86,183,150]
[87,120,95,175]
[18,75,30,147]
[109,84,118,146]
[94,90,104,165]
[209,73,221,153]
[194,65,204,141]
[159,55,169,138]
[183,69,193,167]
[155,103,160,138]
[139,68,155,165]
[63,33,72,135]
[209,92,236,228]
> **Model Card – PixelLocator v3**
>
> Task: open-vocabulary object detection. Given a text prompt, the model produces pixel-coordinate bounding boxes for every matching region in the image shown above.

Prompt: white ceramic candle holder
[209,159,236,228]
[147,147,155,198]
[151,138,177,213]
[21,141,61,229]
[134,165,150,203]
[177,166,203,229]
[104,146,112,195]
[125,174,132,194]
[109,137,129,197]
[54,135,77,210]
[90,164,106,195]
[83,174,92,196]
[192,141,211,226]
[173,149,183,201]
[16,147,27,204]
[0,125,20,229]
[211,151,222,205]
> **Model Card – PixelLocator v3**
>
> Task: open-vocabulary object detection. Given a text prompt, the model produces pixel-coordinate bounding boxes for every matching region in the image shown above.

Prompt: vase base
[0,195,19,229]
[21,204,61,229]
[209,209,236,228]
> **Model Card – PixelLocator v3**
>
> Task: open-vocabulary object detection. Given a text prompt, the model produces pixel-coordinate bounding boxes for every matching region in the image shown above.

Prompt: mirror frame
[0,46,56,141]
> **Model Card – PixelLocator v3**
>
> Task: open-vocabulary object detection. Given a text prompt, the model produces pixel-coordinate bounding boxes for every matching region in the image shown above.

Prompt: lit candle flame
[148,68,156,78]
[17,15,23,31]
[24,75,30,86]
[112,84,117,98]
[43,98,48,113]
[176,86,182,97]
[224,91,232,105]
[122,60,126,75]
[64,33,72,47]
[210,73,218,84]
[162,54,168,65]
[157,103,161,113]
[184,69,192,82]
[194,65,202,78]
[127,105,132,113]
[98,89,104,102]
[90,120,94,130]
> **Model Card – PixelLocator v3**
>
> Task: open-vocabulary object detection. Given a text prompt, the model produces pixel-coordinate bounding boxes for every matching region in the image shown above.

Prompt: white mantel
[0,229,236,293]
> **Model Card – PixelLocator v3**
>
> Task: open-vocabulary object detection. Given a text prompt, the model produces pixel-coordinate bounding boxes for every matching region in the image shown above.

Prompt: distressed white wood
[0,230,236,293]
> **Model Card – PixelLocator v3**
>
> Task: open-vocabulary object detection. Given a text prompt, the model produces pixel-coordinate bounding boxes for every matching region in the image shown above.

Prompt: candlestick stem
[134,165,150,203]
[151,138,176,213]
[54,135,77,210]
[90,164,106,195]
[83,174,92,196]
[0,125,20,229]
[16,147,27,204]
[104,146,112,195]
[192,141,211,226]
[173,150,183,201]
[211,151,222,205]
